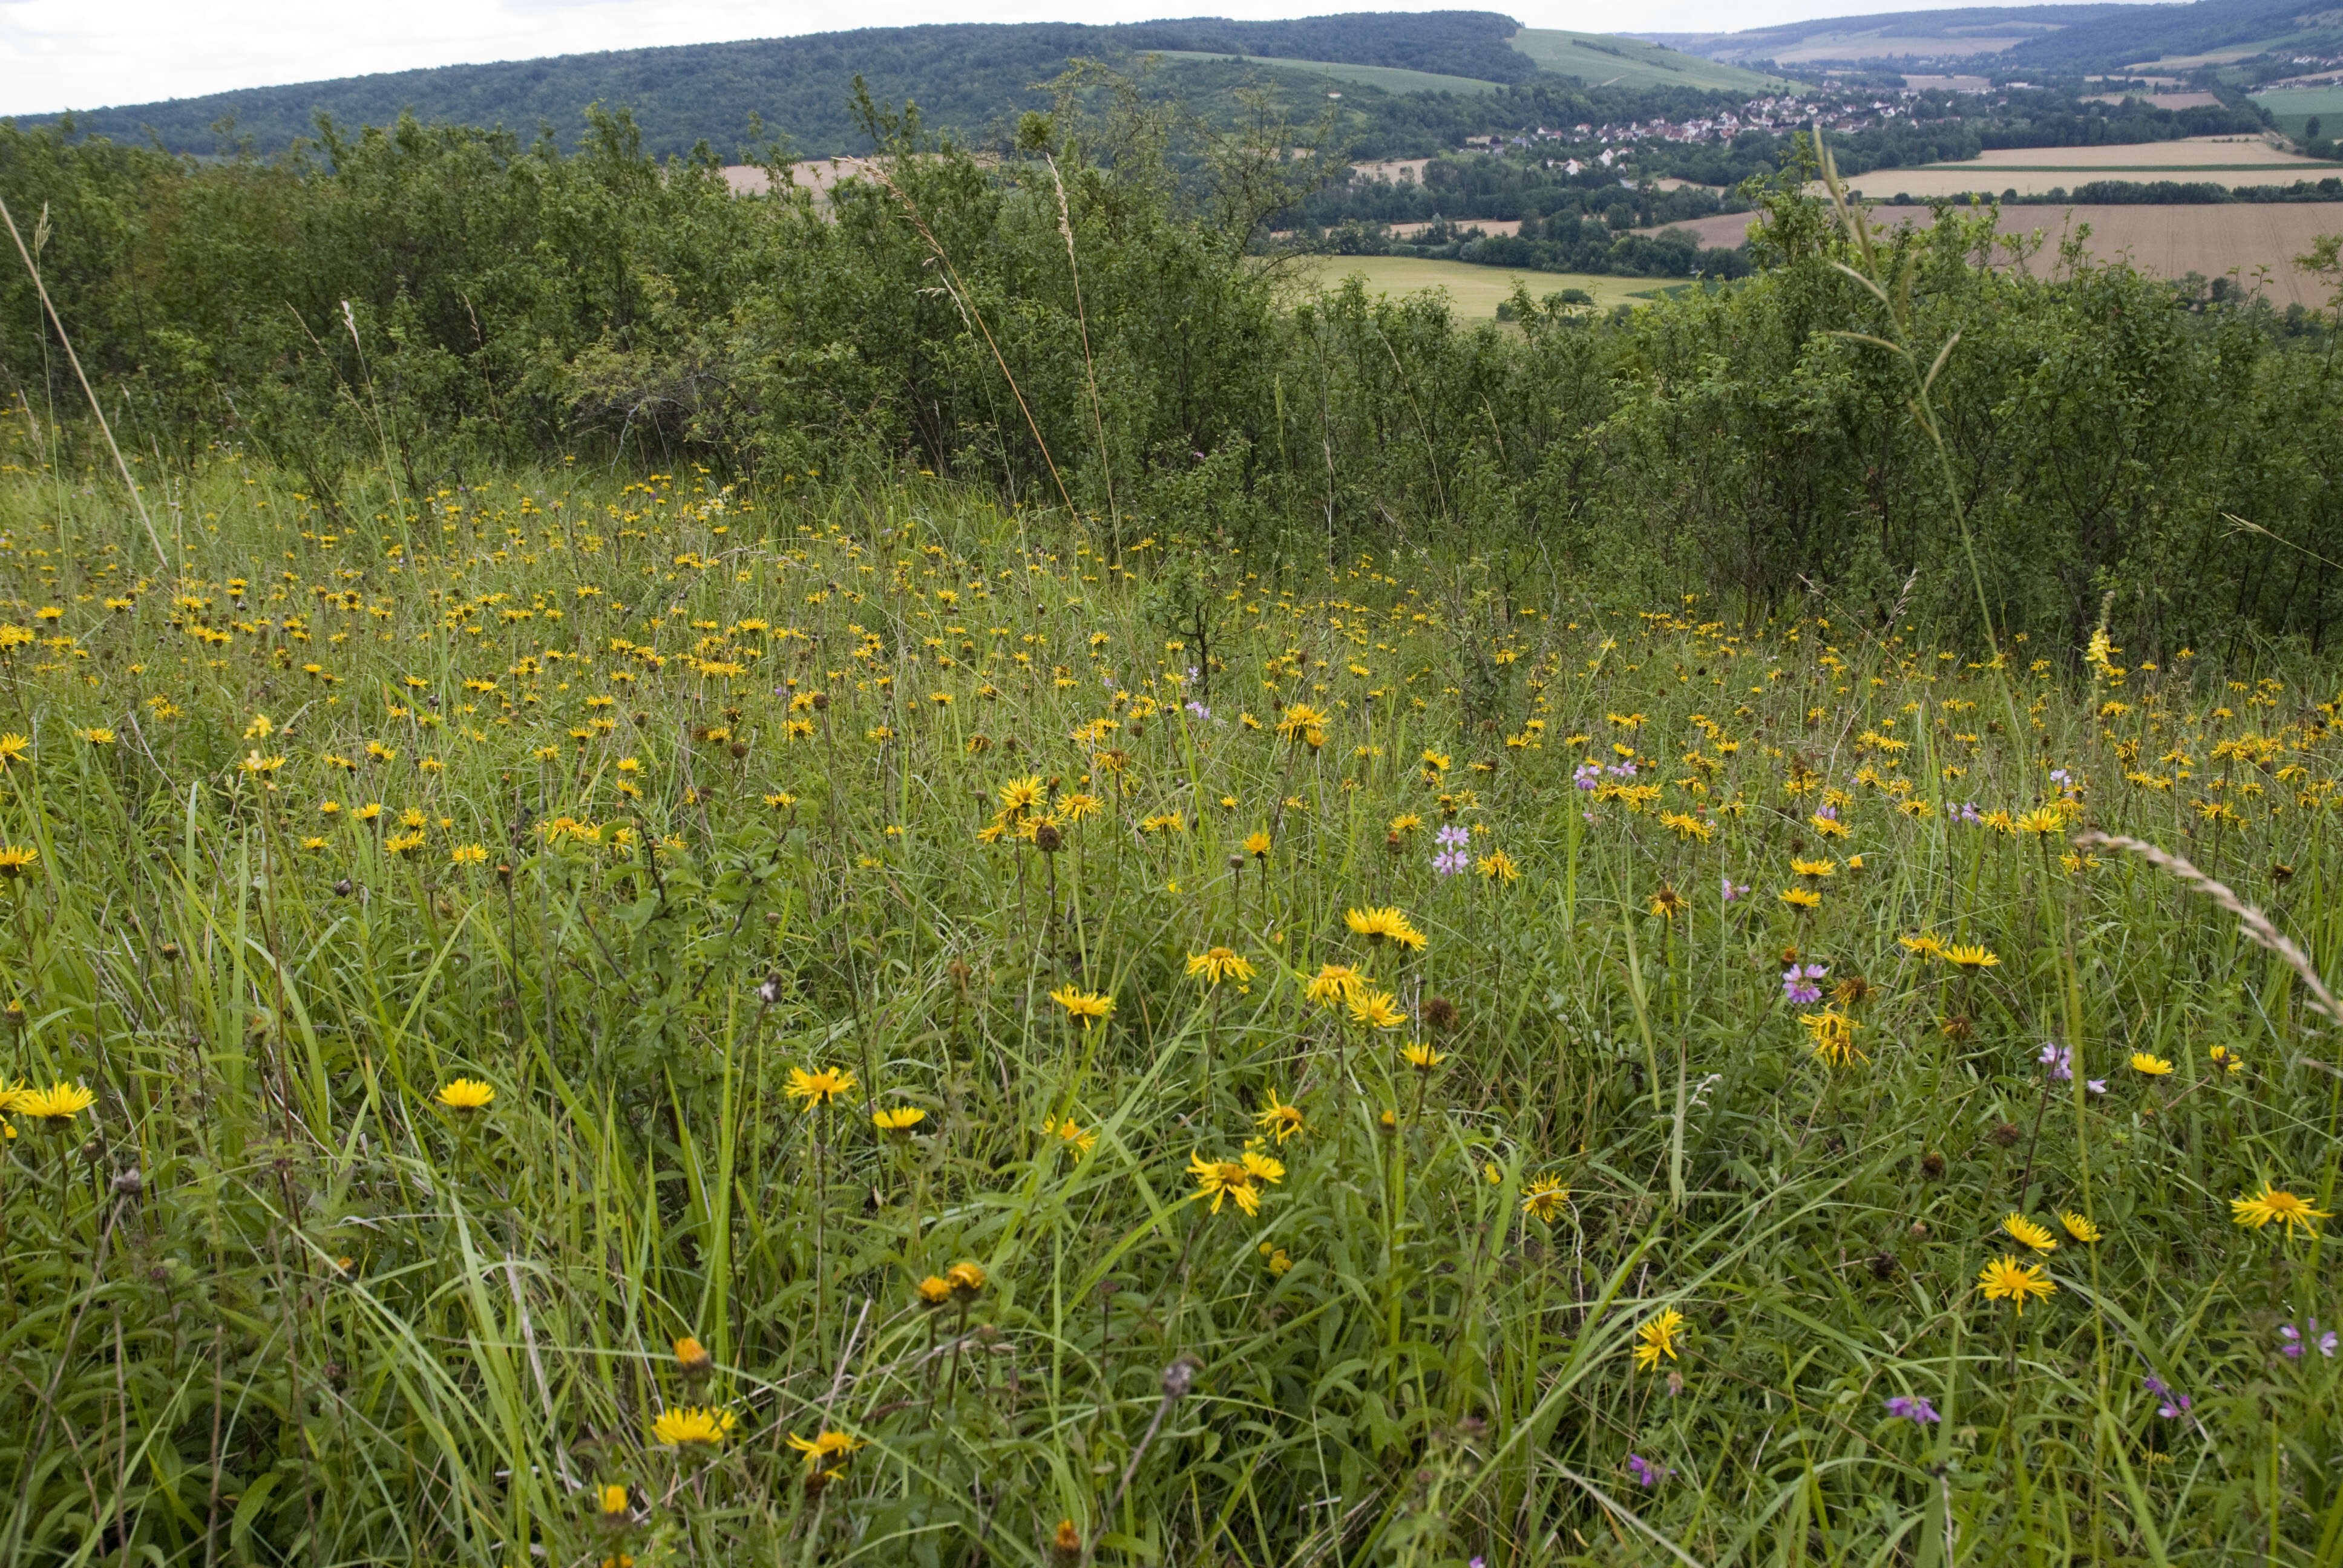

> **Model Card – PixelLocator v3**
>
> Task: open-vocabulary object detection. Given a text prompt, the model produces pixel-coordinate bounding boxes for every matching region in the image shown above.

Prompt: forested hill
[21,11,1539,160]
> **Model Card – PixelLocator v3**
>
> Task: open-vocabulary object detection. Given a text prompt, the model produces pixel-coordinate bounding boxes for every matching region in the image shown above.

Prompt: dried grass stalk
[2073,831,2342,1029]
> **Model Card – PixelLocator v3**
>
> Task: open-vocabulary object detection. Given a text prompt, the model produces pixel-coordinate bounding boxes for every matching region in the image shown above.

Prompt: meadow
[1838,136,2339,200]
[1289,255,1668,314]
[0,393,2341,1564]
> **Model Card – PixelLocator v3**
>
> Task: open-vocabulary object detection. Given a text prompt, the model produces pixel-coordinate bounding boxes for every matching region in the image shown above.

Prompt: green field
[1147,50,1500,95]
[2252,85,2343,139]
[1507,28,1788,92]
[1293,253,1671,313]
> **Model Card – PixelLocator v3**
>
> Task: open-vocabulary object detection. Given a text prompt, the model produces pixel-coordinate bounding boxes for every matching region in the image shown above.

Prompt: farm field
[1291,253,1667,312]
[2254,85,2343,139]
[1639,202,2343,308]
[1837,136,2341,199]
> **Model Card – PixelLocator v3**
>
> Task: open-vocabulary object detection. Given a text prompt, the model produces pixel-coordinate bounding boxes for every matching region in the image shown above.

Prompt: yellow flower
[1477,848,1519,883]
[1976,1255,2056,1314]
[1344,906,1426,950]
[1188,1150,1263,1215]
[1276,703,1328,742]
[14,1082,95,1122]
[2059,1212,2102,1244]
[0,733,29,769]
[1809,812,1849,840]
[75,727,114,744]
[1521,1177,1569,1223]
[1944,944,2000,970]
[1305,964,1362,1008]
[1400,1040,1445,1073]
[2014,806,2064,836]
[1186,946,1255,985]
[785,1429,866,1471]
[1388,813,1423,836]
[1244,831,1273,859]
[2231,1186,2330,1236]
[2003,1213,2057,1253]
[1254,1091,1306,1144]
[1899,932,1947,959]
[598,1483,631,1515]
[1042,1116,1099,1155]
[872,1105,927,1134]
[436,1078,494,1112]
[0,846,38,879]
[915,1275,954,1305]
[946,1260,988,1296]
[2208,1044,2245,1074]
[1778,886,1821,911]
[2129,1052,2174,1077]
[997,775,1044,817]
[1632,1308,1686,1370]
[1346,988,1407,1030]
[649,1406,736,1446]
[672,1336,713,1375]
[450,843,488,866]
[786,1066,857,1106]
[1789,857,1837,878]
[1800,1010,1865,1066]
[1049,985,1114,1028]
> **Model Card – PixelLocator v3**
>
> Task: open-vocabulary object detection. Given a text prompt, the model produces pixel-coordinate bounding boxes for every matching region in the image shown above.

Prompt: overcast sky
[2,0,2008,117]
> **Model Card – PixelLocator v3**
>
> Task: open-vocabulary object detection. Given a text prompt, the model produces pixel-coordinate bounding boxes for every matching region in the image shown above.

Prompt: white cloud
[0,0,2099,118]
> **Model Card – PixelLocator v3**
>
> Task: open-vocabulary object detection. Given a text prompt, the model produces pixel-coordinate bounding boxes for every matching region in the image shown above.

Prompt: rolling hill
[1646,1,2343,76]
[1505,30,1787,91]
[16,12,1557,160]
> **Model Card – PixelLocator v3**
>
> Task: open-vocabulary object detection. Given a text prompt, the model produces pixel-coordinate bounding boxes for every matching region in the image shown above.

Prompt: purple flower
[2143,1375,2190,1419]
[1813,803,1838,820]
[1625,1453,1667,1488]
[1186,701,1210,722]
[1574,763,1602,791]
[1608,760,1639,778]
[2039,1042,2073,1082]
[1437,824,1470,849]
[1722,877,1748,902]
[2050,768,2072,786]
[2088,1078,2106,1094]
[1959,802,1981,825]
[1782,963,1829,1004]
[1885,1394,1941,1425]
[1434,849,1469,876]
[2281,1319,2337,1359]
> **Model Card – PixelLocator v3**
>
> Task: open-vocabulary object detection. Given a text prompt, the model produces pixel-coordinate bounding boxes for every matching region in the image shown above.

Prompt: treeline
[6,105,2343,656]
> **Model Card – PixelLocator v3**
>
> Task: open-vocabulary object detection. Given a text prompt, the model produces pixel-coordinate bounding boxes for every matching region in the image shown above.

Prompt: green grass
[1146,51,1501,96]
[0,417,2338,1564]
[1506,29,1787,93]
[2252,85,2343,139]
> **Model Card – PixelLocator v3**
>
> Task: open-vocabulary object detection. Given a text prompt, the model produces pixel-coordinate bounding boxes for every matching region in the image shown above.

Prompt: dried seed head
[1988,1120,2023,1148]
[1034,822,1063,854]
[1921,1150,1946,1178]
[1160,1354,1201,1400]
[1422,996,1458,1033]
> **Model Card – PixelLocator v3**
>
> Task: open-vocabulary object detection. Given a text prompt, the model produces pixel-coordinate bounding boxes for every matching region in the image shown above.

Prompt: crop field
[1293,254,1669,312]
[1640,202,2343,308]
[1837,136,2341,200]
[2254,86,2343,140]
[2,400,2342,1563]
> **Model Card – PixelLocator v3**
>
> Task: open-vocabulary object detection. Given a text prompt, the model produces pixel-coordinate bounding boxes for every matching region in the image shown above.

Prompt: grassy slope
[1507,28,1786,93]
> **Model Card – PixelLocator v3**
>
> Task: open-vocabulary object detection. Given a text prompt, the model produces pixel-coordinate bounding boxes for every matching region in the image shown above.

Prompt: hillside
[1645,1,2343,76]
[1640,6,2130,68]
[1506,29,1787,91]
[18,12,1548,160]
